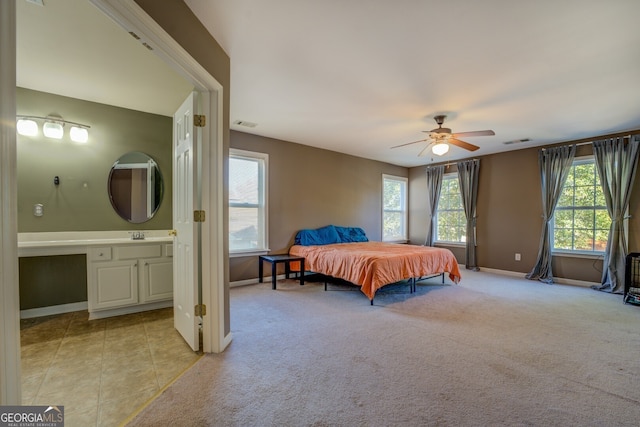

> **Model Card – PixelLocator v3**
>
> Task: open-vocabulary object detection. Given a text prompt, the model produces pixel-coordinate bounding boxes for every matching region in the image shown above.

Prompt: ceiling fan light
[432,142,450,156]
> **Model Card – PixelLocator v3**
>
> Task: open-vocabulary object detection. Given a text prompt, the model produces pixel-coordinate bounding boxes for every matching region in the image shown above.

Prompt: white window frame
[434,173,466,246]
[552,155,612,257]
[382,174,408,243]
[229,148,269,257]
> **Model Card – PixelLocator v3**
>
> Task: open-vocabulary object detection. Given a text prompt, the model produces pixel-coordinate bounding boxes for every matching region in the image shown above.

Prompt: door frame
[1,0,230,403]
[89,0,230,354]
[0,0,21,405]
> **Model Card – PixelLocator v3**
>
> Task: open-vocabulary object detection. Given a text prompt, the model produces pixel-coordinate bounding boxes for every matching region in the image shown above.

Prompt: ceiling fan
[392,115,495,156]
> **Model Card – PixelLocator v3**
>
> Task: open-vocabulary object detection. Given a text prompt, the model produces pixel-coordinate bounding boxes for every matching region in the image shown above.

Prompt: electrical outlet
[33,204,44,217]
[515,253,521,261]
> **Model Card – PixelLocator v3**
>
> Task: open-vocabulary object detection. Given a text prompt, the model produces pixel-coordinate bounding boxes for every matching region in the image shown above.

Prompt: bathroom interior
[16,0,199,424]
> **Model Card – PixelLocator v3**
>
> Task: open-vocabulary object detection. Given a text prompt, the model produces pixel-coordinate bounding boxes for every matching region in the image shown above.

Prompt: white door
[173,92,200,351]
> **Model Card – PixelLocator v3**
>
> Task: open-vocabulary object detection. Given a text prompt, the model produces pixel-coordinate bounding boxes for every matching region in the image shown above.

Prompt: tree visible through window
[229,149,268,253]
[382,175,407,242]
[436,174,465,243]
[553,158,610,252]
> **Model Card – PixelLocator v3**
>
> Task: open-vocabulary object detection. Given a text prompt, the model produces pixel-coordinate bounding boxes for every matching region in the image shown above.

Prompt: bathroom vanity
[18,231,173,319]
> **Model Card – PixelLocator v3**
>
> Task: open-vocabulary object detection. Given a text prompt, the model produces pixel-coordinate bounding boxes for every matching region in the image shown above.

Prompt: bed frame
[320,272,446,305]
[289,226,461,305]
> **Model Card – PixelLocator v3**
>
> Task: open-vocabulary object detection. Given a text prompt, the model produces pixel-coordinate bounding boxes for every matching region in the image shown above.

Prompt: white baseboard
[230,275,284,288]
[230,273,302,288]
[221,332,233,351]
[478,267,599,288]
[88,300,173,320]
[20,301,88,319]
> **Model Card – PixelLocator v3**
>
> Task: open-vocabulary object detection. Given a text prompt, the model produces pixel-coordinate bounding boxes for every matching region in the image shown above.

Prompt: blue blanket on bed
[295,225,368,246]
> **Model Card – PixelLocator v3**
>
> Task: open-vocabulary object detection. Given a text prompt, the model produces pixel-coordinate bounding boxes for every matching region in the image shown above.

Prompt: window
[229,149,268,254]
[435,174,466,243]
[553,157,610,253]
[382,175,408,242]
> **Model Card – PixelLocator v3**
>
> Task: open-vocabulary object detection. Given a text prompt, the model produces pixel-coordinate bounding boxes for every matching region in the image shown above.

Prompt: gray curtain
[457,159,480,271]
[591,136,640,293]
[425,165,444,246]
[526,145,576,283]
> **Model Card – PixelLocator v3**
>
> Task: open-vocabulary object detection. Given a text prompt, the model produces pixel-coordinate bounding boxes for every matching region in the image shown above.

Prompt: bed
[289,225,461,304]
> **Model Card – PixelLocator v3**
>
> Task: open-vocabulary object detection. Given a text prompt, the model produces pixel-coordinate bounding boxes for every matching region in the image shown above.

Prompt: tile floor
[20,308,202,427]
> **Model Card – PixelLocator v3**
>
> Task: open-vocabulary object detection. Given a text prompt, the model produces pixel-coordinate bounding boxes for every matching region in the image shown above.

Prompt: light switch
[34,204,44,217]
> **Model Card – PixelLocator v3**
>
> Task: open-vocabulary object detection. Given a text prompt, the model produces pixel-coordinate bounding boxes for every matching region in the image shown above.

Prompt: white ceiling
[16,0,193,117]
[17,0,640,168]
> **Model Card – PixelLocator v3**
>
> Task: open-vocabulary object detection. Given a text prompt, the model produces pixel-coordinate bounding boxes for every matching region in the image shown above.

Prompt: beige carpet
[126,270,640,426]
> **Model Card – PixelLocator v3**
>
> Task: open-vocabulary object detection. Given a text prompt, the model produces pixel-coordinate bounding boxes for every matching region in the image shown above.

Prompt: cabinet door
[141,258,173,302]
[91,260,138,310]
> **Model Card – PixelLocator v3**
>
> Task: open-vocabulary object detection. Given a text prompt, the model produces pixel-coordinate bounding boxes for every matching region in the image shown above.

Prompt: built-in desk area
[18,231,174,319]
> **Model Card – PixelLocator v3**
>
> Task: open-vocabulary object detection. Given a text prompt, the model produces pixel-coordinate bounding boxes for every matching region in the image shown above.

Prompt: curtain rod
[426,158,479,169]
[541,134,635,151]
[426,133,637,168]
[541,141,593,151]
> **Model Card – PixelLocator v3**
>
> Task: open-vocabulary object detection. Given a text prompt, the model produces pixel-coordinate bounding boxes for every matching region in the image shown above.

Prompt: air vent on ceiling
[25,0,45,5]
[233,120,257,128]
[503,138,530,145]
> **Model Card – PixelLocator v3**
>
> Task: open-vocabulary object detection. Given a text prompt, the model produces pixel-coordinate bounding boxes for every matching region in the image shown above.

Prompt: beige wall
[135,0,232,334]
[233,128,640,285]
[230,130,407,282]
[409,135,640,284]
[17,88,172,232]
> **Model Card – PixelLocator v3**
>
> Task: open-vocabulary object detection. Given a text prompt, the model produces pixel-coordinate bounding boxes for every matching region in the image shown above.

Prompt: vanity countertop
[18,231,173,256]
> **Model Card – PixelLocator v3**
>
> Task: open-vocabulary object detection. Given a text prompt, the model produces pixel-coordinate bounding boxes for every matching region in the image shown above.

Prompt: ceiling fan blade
[417,142,435,157]
[449,138,480,151]
[452,130,495,138]
[390,138,429,149]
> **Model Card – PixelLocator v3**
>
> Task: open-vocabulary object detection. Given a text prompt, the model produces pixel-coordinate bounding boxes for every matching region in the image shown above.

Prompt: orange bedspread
[289,242,461,300]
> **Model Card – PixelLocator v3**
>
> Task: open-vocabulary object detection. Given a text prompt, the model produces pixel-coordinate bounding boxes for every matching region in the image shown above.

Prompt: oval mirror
[108,152,164,223]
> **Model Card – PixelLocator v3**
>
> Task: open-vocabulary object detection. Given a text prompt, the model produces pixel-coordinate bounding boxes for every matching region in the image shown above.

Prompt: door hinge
[194,114,206,127]
[194,210,206,222]
[195,304,206,317]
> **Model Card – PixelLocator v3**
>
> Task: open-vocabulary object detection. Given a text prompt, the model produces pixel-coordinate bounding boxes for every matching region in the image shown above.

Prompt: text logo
[0,405,64,427]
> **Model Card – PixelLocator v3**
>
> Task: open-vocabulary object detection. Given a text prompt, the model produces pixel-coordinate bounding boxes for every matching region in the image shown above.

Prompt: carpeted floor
[126,270,640,426]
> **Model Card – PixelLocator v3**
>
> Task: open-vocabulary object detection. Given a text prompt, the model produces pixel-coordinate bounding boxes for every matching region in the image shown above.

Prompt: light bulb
[43,121,64,139]
[431,142,450,156]
[70,126,89,143]
[17,119,38,136]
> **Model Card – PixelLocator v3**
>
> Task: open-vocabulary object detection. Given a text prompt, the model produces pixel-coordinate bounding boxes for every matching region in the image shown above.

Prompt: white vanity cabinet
[87,242,173,318]
[90,256,139,310]
[140,256,173,302]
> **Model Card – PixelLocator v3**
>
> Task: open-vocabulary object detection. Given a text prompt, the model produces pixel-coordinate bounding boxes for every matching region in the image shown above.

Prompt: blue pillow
[295,225,341,246]
[335,226,369,243]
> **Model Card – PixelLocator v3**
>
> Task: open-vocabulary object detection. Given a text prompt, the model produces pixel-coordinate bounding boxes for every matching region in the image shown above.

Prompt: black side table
[259,255,305,289]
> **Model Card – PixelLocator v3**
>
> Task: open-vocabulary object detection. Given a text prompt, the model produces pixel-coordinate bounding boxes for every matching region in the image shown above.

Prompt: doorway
[2,0,228,406]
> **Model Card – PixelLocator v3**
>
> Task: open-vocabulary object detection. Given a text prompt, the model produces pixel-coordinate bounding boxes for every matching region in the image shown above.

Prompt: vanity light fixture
[16,115,91,143]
